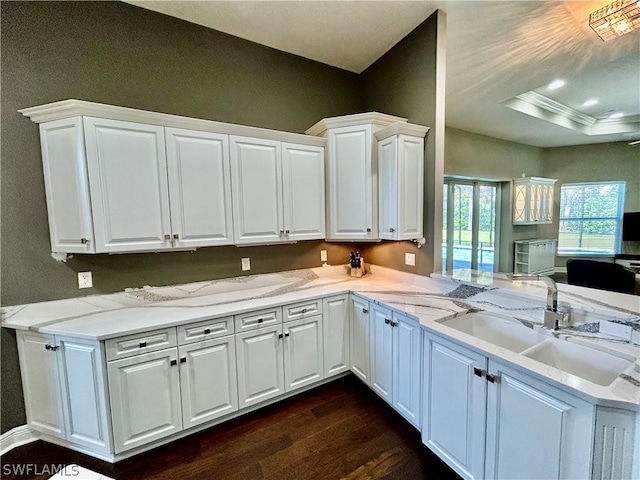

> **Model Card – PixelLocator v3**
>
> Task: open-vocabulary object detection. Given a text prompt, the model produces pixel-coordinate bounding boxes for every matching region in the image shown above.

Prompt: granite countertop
[2,265,639,409]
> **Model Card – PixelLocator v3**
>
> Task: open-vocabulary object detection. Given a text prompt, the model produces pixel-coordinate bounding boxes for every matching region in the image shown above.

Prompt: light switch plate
[78,271,93,289]
[320,250,328,262]
[241,257,251,271]
[405,253,416,266]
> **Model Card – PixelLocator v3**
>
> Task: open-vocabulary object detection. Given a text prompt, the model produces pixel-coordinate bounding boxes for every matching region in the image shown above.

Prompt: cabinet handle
[170,359,178,366]
[173,234,179,240]
[139,341,147,348]
[280,230,285,236]
[50,345,60,351]
[285,230,290,235]
[180,357,187,364]
[301,308,307,314]
[257,318,264,324]
[391,321,398,327]
[278,333,283,339]
[362,308,369,314]
[486,373,498,383]
[285,332,290,337]
[45,344,51,350]
[164,234,171,241]
[80,238,89,244]
[473,367,484,378]
[384,318,391,325]
[389,228,395,233]
[366,228,372,233]
[204,328,211,335]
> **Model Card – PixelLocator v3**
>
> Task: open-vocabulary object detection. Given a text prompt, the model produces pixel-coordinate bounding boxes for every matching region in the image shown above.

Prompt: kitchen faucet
[506,273,570,330]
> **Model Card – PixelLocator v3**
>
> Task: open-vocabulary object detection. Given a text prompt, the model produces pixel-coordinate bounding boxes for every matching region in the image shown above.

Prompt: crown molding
[19,100,327,147]
[374,122,430,141]
[304,112,408,137]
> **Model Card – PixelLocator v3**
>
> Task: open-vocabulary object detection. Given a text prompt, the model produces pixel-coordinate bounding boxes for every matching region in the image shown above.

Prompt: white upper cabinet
[327,124,374,240]
[39,118,95,253]
[306,112,428,241]
[165,128,234,248]
[376,124,428,241]
[22,100,326,254]
[230,137,326,244]
[84,117,172,253]
[281,142,325,241]
[230,136,284,244]
[512,176,557,225]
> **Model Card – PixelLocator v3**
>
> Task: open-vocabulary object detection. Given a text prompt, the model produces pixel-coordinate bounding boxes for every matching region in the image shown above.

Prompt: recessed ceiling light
[609,112,624,119]
[548,79,565,90]
[583,98,598,107]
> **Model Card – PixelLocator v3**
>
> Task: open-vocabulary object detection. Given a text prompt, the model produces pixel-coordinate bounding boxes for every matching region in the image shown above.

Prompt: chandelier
[589,0,640,40]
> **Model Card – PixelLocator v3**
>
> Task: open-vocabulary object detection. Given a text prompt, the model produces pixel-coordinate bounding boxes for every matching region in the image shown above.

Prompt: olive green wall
[1,1,363,434]
[444,127,545,272]
[541,141,640,264]
[359,12,442,276]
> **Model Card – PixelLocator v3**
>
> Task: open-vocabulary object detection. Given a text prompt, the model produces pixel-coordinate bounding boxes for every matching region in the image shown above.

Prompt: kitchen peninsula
[2,265,639,479]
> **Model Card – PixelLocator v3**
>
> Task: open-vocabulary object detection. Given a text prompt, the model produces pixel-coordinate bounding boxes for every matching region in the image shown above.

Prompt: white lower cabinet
[370,304,394,403]
[283,316,324,391]
[423,332,594,480]
[17,331,111,453]
[178,336,238,429]
[322,294,350,377]
[108,348,182,453]
[235,325,285,408]
[349,295,371,385]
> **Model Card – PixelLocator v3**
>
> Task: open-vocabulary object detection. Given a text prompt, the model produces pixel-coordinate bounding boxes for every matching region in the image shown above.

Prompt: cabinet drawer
[283,299,323,322]
[234,307,282,333]
[177,316,233,345]
[106,328,177,361]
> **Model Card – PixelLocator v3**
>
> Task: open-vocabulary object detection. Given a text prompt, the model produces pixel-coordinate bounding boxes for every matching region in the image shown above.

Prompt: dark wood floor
[1,376,461,480]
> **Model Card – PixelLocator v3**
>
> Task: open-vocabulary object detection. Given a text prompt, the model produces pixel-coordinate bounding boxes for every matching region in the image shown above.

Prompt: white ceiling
[126,0,640,148]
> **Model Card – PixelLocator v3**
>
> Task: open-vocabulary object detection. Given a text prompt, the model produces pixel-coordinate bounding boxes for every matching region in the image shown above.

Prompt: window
[558,182,625,256]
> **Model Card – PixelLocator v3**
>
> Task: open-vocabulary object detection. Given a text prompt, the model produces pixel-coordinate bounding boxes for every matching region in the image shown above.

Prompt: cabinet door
[327,125,374,240]
[281,143,325,241]
[230,136,283,244]
[17,332,66,439]
[235,325,285,408]
[283,316,324,392]
[165,128,234,248]
[322,294,350,377]
[370,304,393,404]
[107,348,182,453]
[350,296,371,385]
[57,337,111,453]
[179,336,238,429]
[485,360,594,480]
[397,135,424,240]
[39,118,95,253]
[83,117,172,252]
[422,334,487,480]
[392,313,421,428]
[378,136,398,240]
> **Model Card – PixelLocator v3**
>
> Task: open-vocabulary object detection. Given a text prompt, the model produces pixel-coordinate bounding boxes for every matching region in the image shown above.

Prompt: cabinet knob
[285,230,290,235]
[50,345,60,351]
[486,373,498,383]
[301,308,307,314]
[384,318,391,325]
[278,333,284,339]
[389,228,395,233]
[366,228,372,233]
[164,234,171,241]
[170,359,178,366]
[362,308,369,314]
[80,238,89,244]
[45,344,51,351]
[257,318,264,324]
[473,367,484,378]
[204,328,211,335]
[173,234,179,240]
[285,332,290,337]
[139,341,147,348]
[180,357,187,364]
[280,230,285,236]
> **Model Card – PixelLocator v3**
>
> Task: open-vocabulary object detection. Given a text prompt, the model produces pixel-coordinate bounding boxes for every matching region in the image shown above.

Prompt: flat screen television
[622,212,640,241]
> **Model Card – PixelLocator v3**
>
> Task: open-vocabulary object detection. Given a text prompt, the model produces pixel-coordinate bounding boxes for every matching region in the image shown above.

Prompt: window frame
[557,181,626,257]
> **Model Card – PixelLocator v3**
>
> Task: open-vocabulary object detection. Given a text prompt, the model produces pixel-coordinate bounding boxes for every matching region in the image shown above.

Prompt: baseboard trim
[0,425,40,456]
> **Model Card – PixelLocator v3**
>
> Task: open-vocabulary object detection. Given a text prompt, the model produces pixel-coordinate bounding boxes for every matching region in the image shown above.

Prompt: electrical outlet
[405,253,416,267]
[241,257,251,271]
[78,271,93,289]
[320,250,328,262]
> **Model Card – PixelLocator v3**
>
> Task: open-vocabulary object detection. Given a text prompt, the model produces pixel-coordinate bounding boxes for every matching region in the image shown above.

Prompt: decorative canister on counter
[349,251,365,277]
